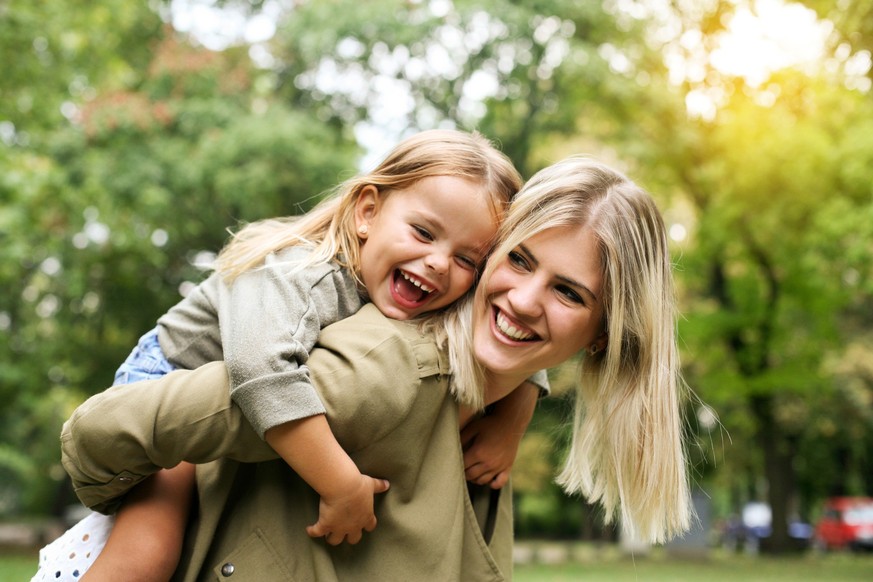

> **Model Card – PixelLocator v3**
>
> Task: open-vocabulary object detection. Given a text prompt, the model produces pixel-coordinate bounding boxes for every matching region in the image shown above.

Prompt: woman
[59,157,691,581]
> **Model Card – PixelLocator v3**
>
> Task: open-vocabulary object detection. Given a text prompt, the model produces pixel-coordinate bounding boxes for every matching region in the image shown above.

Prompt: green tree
[268,0,626,176]
[0,20,357,513]
[0,0,162,139]
[608,1,873,550]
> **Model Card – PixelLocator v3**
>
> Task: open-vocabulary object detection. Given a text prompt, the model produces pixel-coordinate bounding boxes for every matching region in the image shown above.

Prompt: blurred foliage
[2,0,872,551]
[0,0,357,513]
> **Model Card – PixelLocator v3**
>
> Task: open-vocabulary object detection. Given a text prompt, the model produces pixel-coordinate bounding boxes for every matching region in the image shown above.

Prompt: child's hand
[460,380,538,489]
[305,474,390,545]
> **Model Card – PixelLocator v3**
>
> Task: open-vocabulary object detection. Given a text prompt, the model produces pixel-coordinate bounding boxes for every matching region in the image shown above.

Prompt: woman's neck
[457,369,533,428]
[483,369,531,407]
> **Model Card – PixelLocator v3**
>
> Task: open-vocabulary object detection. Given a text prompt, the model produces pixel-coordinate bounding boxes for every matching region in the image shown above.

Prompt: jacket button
[118,476,133,483]
[220,563,235,577]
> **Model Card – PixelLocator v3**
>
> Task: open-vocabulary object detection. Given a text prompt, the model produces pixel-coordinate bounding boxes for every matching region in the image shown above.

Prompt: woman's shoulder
[317,304,449,381]
[309,305,452,451]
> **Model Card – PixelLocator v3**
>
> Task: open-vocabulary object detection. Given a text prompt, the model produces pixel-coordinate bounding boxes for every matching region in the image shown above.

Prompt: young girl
[36,129,533,581]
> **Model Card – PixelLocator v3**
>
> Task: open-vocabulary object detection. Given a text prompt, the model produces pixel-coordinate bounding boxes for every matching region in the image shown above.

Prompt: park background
[1,0,872,578]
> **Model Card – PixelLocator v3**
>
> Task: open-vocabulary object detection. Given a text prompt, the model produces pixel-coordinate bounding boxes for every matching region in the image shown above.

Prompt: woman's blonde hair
[214,129,522,282]
[442,156,692,543]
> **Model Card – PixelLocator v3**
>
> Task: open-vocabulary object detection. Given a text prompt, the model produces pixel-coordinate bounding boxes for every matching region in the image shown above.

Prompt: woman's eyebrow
[557,274,598,304]
[519,243,598,304]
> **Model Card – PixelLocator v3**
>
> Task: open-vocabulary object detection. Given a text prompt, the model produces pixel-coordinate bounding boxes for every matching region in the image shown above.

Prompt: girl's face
[355,175,499,320]
[473,224,607,378]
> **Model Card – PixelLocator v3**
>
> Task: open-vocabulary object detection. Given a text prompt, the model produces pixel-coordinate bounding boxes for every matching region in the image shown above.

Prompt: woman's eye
[412,225,434,241]
[507,250,529,270]
[556,285,584,305]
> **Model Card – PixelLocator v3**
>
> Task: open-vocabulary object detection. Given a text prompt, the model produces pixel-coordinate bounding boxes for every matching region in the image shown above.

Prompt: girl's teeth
[402,271,434,293]
[496,311,534,341]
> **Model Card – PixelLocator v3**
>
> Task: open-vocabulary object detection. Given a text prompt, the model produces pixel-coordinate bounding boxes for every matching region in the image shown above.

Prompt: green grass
[3,547,872,581]
[513,548,873,582]
[0,551,39,582]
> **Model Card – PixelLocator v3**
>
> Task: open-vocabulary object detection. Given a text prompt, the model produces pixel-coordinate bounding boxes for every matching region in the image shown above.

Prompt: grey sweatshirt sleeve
[218,254,362,438]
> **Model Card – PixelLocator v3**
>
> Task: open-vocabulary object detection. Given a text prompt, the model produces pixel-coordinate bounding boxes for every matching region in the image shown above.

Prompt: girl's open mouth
[392,269,435,305]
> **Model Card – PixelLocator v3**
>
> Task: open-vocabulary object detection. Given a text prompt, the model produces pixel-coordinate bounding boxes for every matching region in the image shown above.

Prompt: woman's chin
[474,340,535,379]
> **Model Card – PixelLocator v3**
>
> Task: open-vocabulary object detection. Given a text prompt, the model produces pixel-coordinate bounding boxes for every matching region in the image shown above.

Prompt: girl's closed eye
[455,255,477,270]
[412,225,434,241]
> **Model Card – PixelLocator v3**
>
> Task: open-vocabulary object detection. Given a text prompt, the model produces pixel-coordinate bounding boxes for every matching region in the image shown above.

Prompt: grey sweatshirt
[157,246,363,437]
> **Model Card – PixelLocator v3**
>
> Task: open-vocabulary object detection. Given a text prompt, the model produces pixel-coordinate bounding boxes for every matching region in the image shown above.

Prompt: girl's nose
[424,252,449,275]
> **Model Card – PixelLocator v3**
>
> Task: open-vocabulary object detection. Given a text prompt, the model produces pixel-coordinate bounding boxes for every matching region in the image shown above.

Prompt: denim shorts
[113,327,177,386]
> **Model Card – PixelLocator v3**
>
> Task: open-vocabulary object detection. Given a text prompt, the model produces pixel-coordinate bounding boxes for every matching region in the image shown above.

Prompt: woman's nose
[506,280,542,317]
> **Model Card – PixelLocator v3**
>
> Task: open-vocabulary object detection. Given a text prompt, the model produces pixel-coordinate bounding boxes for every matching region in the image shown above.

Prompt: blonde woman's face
[355,175,499,320]
[473,224,607,376]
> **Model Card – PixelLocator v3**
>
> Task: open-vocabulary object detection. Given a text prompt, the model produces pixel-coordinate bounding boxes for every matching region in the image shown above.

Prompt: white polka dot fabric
[32,512,114,581]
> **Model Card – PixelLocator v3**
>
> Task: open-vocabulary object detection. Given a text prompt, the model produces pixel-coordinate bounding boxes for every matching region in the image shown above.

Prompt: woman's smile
[493,306,538,342]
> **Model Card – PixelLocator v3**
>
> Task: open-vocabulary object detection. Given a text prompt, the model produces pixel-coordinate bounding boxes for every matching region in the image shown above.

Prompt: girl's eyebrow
[415,210,489,257]
[518,243,599,304]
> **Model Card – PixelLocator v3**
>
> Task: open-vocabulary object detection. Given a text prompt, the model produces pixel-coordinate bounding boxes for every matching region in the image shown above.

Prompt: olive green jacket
[62,304,513,581]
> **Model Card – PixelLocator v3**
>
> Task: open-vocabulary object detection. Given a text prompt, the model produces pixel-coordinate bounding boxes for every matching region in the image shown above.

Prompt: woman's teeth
[496,311,535,341]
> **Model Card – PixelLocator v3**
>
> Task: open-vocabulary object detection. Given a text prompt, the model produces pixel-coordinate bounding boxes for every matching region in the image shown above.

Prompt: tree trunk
[750,394,795,554]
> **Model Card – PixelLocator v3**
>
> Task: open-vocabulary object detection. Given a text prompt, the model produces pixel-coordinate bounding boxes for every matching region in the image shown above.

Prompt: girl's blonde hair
[441,156,692,543]
[214,129,522,282]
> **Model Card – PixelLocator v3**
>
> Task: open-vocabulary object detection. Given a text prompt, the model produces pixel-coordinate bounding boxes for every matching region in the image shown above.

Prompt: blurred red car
[814,497,873,552]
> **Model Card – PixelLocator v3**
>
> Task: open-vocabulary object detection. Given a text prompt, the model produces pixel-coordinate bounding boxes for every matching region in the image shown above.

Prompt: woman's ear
[589,332,608,356]
[354,185,380,239]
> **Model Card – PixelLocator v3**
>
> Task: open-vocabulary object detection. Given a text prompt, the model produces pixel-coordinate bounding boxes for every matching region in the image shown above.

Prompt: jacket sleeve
[61,362,276,514]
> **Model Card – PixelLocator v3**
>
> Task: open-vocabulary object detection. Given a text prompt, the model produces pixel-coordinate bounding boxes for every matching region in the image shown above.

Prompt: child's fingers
[306,522,328,539]
[490,470,510,489]
[308,528,349,546]
[464,460,492,483]
[345,530,364,545]
[371,478,390,494]
[363,515,378,533]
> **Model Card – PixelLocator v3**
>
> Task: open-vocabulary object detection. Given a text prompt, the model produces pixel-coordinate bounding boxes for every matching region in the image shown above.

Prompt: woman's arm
[62,361,274,513]
[460,380,539,488]
[62,306,431,515]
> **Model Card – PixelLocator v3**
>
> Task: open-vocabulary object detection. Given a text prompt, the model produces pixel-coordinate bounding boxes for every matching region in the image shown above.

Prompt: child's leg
[33,327,187,581]
[85,327,187,580]
[81,462,195,582]
[32,512,114,581]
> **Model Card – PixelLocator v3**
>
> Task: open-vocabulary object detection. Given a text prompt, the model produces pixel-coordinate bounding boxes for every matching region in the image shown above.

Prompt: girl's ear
[354,185,380,239]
